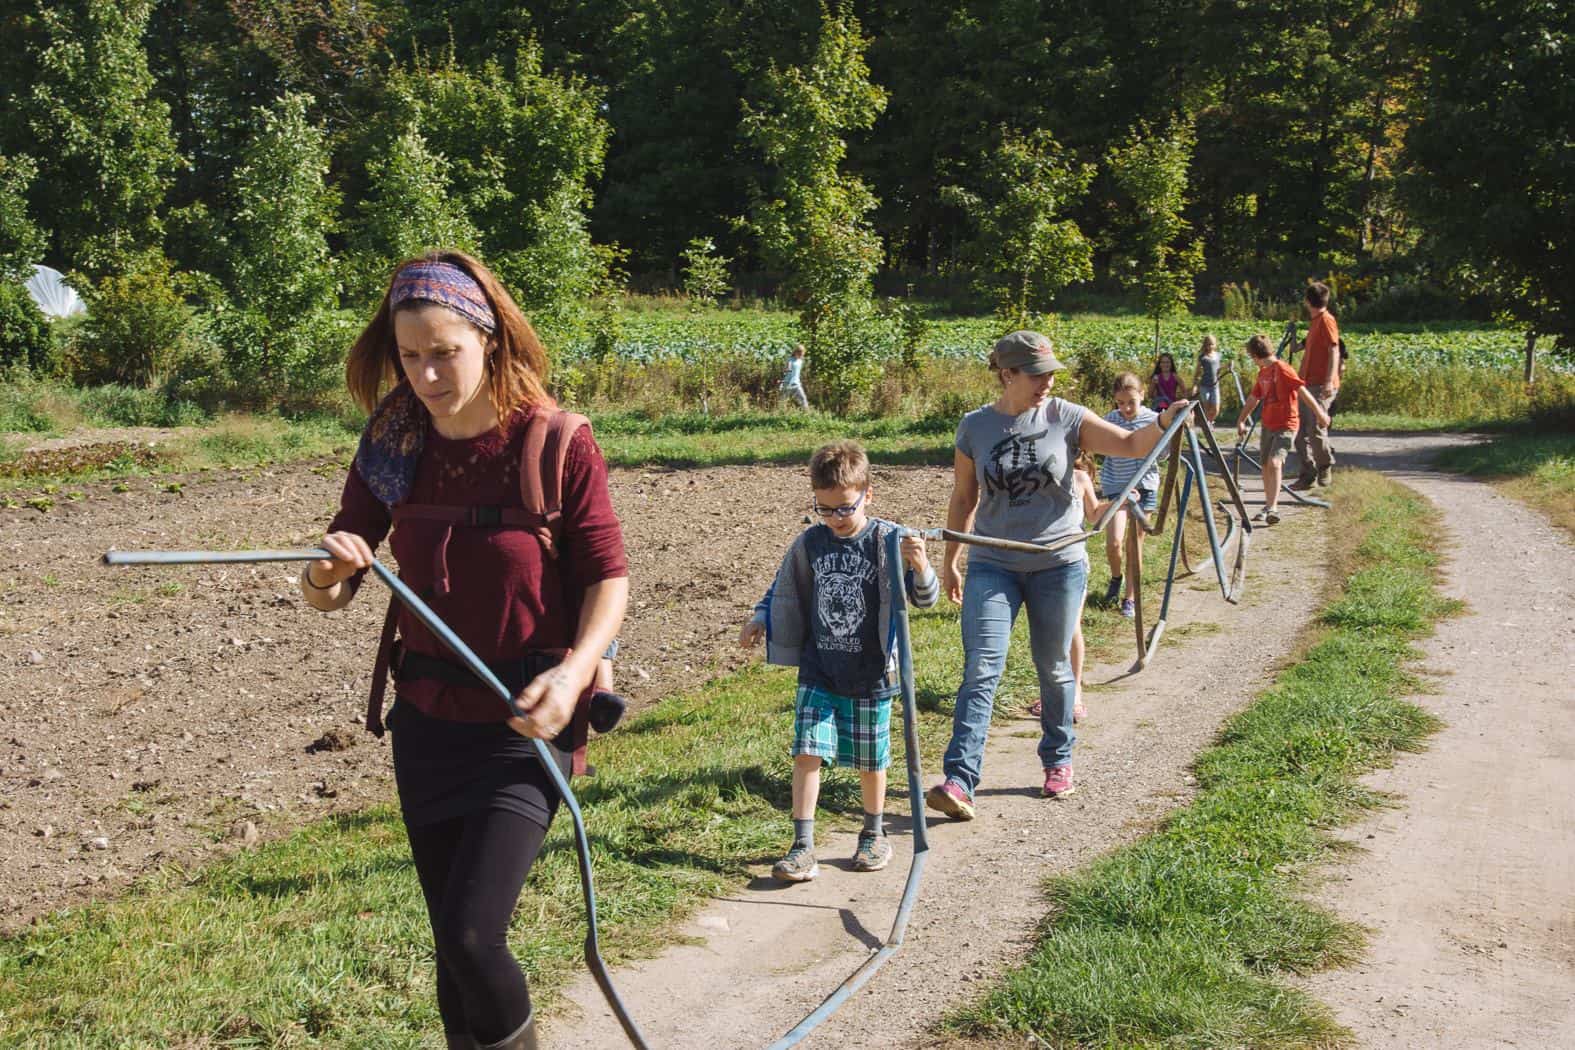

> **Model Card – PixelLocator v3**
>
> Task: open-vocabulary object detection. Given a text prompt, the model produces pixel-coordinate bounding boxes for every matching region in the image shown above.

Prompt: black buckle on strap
[469,505,503,527]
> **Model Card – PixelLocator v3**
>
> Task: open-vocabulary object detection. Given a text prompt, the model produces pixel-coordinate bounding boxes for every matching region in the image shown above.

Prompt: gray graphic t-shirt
[798,520,890,698]
[955,398,1090,571]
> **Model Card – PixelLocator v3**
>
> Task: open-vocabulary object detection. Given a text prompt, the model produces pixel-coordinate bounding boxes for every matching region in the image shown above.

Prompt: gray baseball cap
[990,330,1064,374]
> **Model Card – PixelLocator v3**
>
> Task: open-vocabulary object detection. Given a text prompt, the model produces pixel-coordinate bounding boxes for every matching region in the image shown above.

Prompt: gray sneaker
[851,832,892,872]
[772,843,818,882]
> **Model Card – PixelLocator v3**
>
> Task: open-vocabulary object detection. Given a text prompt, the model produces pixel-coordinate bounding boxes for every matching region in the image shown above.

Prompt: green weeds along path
[948,472,1455,1049]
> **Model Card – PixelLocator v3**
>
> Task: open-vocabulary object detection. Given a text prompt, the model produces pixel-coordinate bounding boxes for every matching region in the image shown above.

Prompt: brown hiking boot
[1289,471,1318,491]
[1316,467,1333,487]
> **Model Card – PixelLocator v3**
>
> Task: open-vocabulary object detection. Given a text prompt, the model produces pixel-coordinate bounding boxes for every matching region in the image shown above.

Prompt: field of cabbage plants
[558,307,1537,373]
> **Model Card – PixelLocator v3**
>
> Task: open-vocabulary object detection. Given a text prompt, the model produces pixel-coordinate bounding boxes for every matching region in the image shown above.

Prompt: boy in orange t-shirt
[1236,333,1332,525]
[1293,281,1341,488]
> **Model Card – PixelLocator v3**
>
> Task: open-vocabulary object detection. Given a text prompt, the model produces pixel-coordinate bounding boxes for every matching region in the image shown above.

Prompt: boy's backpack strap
[520,407,591,560]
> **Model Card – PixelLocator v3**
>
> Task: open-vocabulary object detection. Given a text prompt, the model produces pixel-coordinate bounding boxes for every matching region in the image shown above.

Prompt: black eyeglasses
[810,491,866,519]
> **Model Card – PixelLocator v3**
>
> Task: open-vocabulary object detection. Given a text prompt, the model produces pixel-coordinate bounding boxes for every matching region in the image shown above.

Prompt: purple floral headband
[389,261,497,333]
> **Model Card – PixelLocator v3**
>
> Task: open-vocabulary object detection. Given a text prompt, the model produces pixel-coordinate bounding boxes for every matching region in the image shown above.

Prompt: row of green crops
[556,307,1541,373]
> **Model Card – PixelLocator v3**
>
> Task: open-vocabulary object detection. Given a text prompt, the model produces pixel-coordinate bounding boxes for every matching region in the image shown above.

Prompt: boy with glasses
[739,440,938,881]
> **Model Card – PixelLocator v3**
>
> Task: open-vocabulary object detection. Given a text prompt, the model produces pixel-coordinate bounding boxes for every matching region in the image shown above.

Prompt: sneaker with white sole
[851,832,892,872]
[1120,597,1136,618]
[772,843,818,882]
[1042,765,1076,798]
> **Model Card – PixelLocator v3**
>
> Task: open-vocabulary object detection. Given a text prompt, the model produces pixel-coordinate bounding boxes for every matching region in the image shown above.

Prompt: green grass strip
[948,471,1457,1049]
[592,409,956,468]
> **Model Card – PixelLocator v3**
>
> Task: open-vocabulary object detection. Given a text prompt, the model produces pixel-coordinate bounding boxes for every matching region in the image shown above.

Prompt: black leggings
[405,807,551,1043]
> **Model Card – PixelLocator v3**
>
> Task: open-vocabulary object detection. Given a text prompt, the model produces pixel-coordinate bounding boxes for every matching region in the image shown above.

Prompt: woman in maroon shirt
[301,252,628,1050]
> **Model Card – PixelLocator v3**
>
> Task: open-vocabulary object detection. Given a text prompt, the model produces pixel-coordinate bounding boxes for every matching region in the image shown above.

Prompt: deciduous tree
[743,5,890,411]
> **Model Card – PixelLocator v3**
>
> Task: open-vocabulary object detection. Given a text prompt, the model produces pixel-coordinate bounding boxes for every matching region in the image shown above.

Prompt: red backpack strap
[519,408,591,559]
[365,592,401,736]
[568,690,591,776]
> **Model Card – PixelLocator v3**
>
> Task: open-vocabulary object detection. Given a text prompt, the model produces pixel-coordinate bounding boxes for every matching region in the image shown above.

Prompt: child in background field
[1100,374,1160,618]
[1192,335,1222,424]
[1235,333,1332,525]
[740,440,938,882]
[1027,450,1103,724]
[1149,353,1181,411]
[779,343,809,409]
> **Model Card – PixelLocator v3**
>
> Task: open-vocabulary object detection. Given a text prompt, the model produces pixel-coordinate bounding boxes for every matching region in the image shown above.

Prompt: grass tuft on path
[1433,431,1575,539]
[947,470,1453,1049]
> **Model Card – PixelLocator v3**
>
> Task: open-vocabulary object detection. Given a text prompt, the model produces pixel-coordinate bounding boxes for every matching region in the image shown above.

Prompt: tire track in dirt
[0,453,948,931]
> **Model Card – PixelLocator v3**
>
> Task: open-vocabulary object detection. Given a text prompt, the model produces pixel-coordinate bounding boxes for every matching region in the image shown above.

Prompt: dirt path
[1296,443,1575,1047]
[549,468,1328,1049]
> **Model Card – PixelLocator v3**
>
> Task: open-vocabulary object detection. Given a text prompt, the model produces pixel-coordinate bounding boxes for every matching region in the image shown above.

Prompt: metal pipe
[923,527,1092,557]
[767,526,931,1050]
[1152,459,1195,640]
[1181,433,1247,604]
[1210,443,1332,509]
[1146,433,1186,535]
[103,548,652,1049]
[1189,412,1259,528]
[1126,514,1148,669]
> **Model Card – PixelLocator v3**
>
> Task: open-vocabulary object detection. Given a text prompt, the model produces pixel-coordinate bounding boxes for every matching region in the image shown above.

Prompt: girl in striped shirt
[1099,373,1159,618]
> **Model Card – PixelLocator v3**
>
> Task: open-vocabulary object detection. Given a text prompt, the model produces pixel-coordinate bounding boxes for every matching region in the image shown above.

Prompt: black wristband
[301,565,335,591]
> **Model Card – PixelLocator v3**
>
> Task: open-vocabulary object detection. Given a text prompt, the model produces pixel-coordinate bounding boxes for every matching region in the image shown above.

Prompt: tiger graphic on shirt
[811,546,877,654]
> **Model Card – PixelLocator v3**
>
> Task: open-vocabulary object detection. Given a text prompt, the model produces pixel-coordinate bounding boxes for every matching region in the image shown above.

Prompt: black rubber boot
[477,1012,538,1050]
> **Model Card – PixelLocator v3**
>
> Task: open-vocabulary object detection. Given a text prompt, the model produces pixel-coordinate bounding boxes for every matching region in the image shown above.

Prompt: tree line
[0,0,1569,404]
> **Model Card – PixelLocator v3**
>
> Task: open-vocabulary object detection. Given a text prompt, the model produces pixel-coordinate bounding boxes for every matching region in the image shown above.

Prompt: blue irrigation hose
[1158,462,1194,626]
[1140,457,1195,666]
[1182,431,1247,604]
[765,526,931,1050]
[102,547,652,1050]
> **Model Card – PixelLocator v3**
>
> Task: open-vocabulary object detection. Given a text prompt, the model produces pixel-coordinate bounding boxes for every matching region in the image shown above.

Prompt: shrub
[68,265,206,386]
[0,282,52,372]
[214,306,361,411]
[1528,371,1575,429]
[76,384,205,427]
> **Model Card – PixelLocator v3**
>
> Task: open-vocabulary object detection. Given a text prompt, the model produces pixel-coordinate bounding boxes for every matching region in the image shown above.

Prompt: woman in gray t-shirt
[925,330,1189,816]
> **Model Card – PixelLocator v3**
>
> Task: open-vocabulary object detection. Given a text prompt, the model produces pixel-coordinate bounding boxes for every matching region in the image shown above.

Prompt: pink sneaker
[1042,765,1076,798]
[925,780,976,821]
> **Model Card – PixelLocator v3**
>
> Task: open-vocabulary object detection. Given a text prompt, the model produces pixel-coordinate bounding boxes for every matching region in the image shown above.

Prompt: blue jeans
[942,558,1087,794]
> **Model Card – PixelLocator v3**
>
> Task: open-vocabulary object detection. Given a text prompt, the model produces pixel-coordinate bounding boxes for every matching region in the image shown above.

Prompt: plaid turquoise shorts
[792,684,892,772]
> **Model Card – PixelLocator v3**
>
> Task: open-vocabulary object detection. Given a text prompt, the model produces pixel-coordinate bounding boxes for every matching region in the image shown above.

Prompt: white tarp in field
[24,265,86,319]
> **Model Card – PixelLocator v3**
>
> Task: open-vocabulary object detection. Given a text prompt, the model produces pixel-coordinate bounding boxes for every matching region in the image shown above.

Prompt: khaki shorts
[1260,428,1293,463]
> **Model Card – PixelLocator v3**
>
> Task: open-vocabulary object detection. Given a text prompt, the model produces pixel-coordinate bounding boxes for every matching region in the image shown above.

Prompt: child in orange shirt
[1235,334,1331,525]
